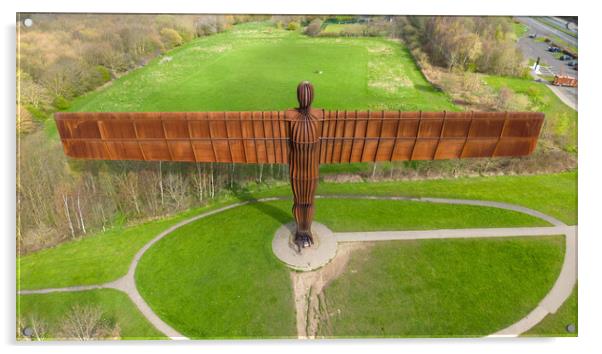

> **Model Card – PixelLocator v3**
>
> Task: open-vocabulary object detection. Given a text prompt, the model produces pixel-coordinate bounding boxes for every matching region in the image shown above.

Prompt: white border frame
[4,1,599,353]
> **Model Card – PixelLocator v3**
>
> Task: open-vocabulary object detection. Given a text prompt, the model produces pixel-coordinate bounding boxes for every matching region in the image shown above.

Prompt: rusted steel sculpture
[55,81,544,250]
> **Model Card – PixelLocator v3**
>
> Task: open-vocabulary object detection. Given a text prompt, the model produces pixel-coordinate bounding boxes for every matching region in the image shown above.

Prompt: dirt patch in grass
[192,44,233,53]
[290,243,370,338]
[368,60,413,93]
[367,45,393,54]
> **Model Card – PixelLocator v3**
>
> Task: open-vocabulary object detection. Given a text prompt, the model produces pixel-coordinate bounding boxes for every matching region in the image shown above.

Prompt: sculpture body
[54,82,545,251]
[289,83,320,248]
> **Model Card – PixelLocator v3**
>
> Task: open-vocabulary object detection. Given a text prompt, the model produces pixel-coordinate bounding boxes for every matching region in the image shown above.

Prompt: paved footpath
[18,196,577,339]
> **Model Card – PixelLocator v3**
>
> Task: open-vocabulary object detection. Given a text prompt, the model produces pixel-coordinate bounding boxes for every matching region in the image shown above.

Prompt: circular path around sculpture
[18,195,577,340]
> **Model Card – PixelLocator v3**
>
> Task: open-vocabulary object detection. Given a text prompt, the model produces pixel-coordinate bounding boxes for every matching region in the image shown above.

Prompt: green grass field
[524,285,577,337]
[322,23,368,34]
[62,22,455,118]
[18,289,164,340]
[319,235,564,337]
[135,199,554,338]
[17,171,576,338]
[17,201,240,290]
[512,22,529,39]
[18,171,576,292]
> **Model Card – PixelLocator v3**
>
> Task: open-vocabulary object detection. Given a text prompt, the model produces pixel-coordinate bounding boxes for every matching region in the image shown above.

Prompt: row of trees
[18,131,289,253]
[399,16,526,76]
[17,14,260,133]
[19,305,120,341]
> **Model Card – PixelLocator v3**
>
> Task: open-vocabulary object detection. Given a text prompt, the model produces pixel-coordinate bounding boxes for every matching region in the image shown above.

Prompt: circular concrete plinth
[272,222,337,271]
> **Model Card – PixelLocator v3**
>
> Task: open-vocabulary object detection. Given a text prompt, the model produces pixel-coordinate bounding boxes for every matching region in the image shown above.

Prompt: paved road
[517,17,577,48]
[516,17,578,110]
[18,196,577,339]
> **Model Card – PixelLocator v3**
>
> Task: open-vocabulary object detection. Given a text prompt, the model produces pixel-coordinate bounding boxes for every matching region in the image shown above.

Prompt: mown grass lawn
[63,22,455,114]
[319,235,565,337]
[17,289,165,340]
[18,171,576,292]
[322,23,368,34]
[523,285,578,337]
[287,170,577,225]
[17,171,576,339]
[135,199,552,338]
[17,200,239,290]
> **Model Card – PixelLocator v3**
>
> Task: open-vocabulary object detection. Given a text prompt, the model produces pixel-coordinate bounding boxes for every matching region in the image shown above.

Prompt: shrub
[52,95,71,110]
[95,65,112,82]
[287,21,300,31]
[305,18,323,37]
[160,28,183,49]
[25,104,48,121]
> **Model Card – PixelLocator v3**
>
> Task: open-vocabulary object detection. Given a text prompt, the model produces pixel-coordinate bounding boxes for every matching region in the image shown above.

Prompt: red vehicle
[553,75,578,87]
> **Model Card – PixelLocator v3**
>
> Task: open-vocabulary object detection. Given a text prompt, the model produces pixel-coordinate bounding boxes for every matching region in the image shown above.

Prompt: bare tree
[59,305,120,340]
[62,194,75,239]
[164,172,188,210]
[76,192,86,234]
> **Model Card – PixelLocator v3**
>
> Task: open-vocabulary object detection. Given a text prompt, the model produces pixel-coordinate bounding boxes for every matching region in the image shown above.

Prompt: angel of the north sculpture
[54,81,544,251]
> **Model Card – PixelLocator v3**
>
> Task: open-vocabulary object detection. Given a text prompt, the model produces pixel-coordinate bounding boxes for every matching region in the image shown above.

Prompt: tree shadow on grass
[414,84,443,93]
[232,188,293,226]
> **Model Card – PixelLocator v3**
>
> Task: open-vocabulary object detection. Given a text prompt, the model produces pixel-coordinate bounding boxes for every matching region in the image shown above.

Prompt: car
[548,46,561,52]
[567,60,577,66]
[559,54,573,61]
[528,33,537,38]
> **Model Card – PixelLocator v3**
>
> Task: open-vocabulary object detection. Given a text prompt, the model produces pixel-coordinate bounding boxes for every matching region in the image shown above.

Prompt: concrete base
[272,222,337,271]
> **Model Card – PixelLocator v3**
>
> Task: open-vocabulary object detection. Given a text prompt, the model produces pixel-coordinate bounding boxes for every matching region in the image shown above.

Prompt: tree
[160,28,183,49]
[305,18,323,37]
[59,305,120,340]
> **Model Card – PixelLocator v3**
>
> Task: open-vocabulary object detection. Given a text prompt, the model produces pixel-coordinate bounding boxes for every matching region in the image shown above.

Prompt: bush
[52,95,71,110]
[287,21,300,31]
[305,19,323,37]
[160,28,183,49]
[95,65,112,82]
[495,87,529,111]
[25,104,49,121]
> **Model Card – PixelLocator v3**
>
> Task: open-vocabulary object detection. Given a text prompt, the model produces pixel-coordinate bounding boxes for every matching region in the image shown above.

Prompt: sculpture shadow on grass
[232,188,293,226]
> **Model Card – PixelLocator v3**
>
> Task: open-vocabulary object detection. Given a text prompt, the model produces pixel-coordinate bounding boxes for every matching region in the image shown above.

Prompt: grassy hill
[65,22,456,115]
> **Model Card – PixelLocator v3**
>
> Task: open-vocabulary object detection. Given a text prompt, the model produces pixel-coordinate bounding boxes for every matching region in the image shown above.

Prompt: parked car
[548,46,561,52]
[528,33,537,38]
[559,54,573,61]
[567,60,578,67]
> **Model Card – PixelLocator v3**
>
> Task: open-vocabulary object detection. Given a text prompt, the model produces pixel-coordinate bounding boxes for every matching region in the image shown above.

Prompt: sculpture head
[296,81,314,113]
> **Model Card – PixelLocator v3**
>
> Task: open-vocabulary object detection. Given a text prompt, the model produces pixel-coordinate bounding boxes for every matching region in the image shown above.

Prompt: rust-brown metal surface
[54,81,544,250]
[55,111,543,164]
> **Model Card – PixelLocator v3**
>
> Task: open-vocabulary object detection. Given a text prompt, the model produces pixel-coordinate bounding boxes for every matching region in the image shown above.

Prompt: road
[517,16,577,49]
[516,17,578,110]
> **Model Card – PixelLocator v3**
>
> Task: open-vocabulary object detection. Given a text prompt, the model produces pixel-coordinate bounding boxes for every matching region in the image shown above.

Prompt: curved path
[18,196,577,339]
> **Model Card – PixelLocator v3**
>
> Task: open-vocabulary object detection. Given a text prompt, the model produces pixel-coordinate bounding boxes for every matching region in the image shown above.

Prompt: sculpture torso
[287,107,321,249]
